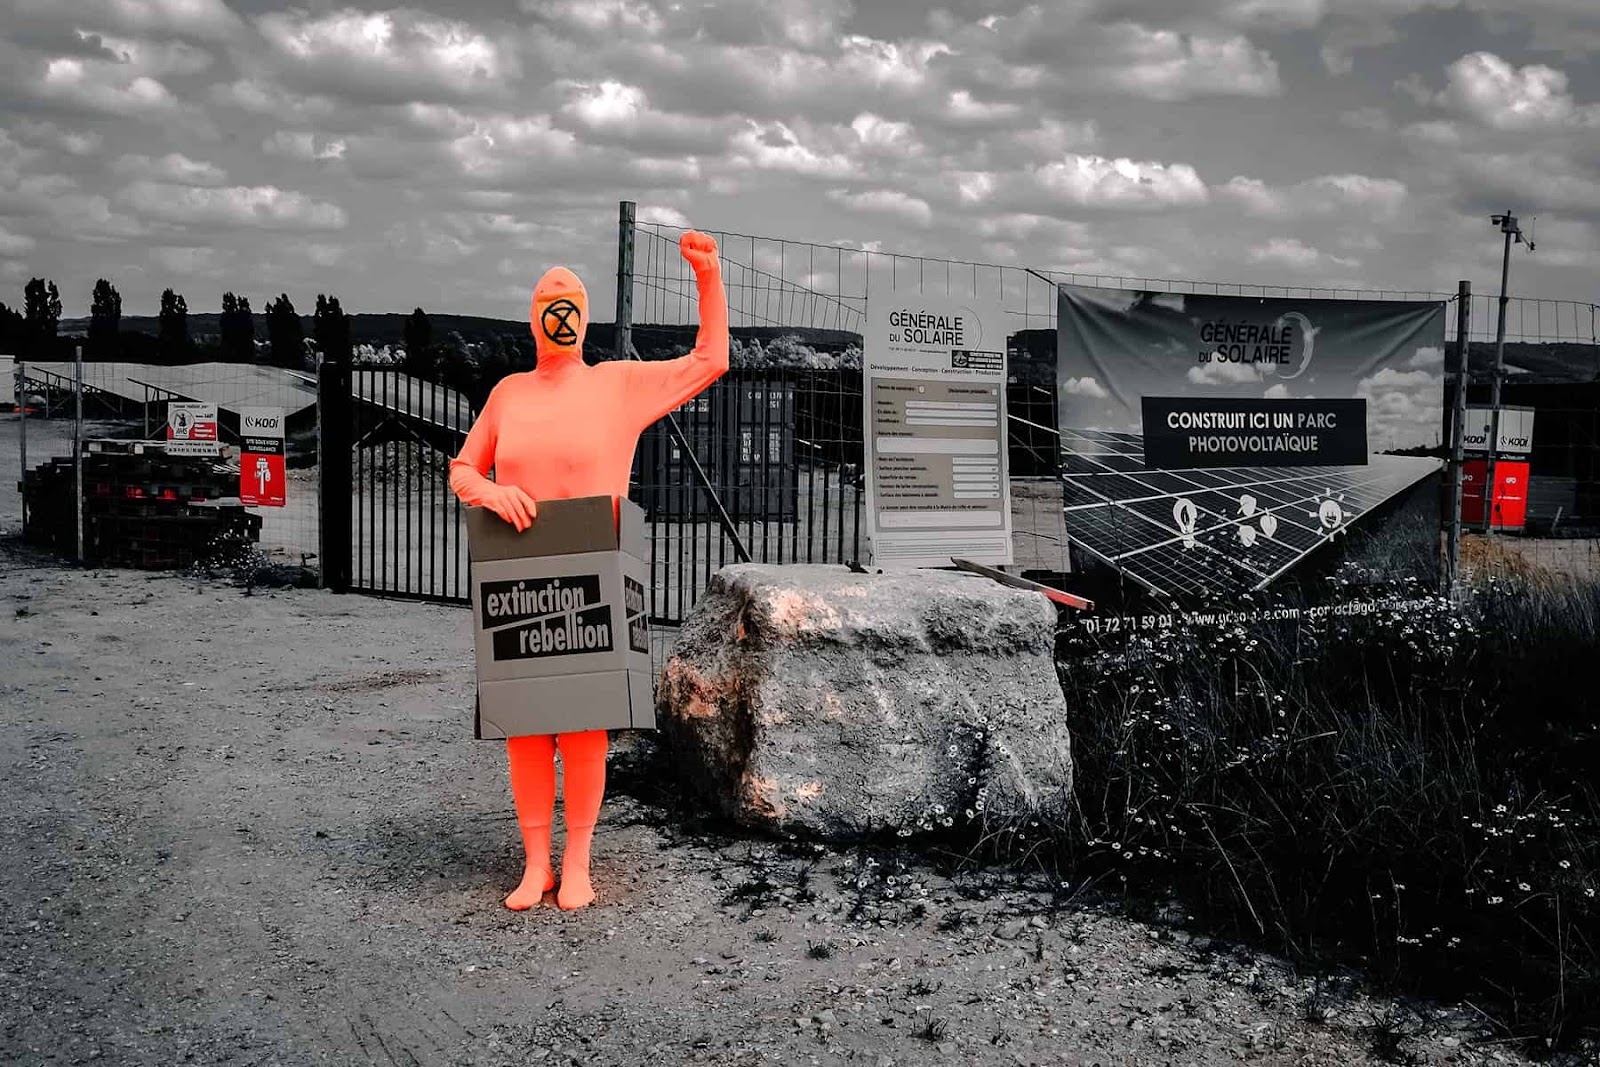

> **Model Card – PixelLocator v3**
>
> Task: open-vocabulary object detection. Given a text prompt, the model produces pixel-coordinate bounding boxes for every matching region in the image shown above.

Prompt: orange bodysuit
[448,231,728,910]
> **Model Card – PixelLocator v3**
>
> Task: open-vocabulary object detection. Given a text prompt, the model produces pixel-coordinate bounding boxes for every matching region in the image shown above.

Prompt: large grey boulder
[656,563,1073,840]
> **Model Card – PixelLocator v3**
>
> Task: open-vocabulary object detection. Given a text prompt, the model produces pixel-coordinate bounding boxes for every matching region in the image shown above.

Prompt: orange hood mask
[529,267,588,365]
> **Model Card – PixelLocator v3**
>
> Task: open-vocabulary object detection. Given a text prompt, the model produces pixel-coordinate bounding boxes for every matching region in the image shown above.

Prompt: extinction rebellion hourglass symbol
[541,298,581,346]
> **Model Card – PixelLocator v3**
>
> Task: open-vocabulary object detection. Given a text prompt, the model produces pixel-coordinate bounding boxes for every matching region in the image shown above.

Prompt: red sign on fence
[1462,459,1530,531]
[239,407,286,508]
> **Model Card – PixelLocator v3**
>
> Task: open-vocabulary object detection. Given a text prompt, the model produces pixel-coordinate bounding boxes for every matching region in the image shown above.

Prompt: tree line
[0,276,361,370]
[1,276,535,410]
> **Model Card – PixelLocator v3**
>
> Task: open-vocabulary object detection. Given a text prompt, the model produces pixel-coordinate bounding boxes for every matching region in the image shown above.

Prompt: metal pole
[615,200,635,363]
[15,360,25,532]
[1483,220,1514,535]
[612,199,751,564]
[316,359,325,589]
[1445,281,1471,595]
[74,343,84,564]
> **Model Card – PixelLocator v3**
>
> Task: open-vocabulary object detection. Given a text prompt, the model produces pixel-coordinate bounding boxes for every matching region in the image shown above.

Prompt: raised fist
[679,230,719,274]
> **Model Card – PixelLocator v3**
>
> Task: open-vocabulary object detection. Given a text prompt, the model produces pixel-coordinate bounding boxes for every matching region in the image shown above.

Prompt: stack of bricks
[22,440,262,569]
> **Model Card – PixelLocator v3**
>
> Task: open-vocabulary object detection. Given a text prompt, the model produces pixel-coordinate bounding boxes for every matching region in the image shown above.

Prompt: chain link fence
[625,221,1078,625]
[7,208,1596,618]
[625,216,1600,612]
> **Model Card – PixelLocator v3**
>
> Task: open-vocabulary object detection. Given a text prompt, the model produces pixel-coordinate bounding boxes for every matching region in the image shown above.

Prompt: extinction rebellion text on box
[624,576,649,655]
[1141,397,1367,469]
[481,575,615,660]
[1067,596,1441,637]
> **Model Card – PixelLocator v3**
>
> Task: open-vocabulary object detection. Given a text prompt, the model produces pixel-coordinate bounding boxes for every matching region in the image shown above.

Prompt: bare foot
[504,866,554,911]
[556,870,594,910]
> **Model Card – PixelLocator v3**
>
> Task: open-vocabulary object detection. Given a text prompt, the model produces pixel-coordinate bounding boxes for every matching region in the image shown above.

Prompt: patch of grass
[719,854,816,918]
[1302,974,1357,1025]
[913,1016,948,1043]
[1367,1005,1425,1066]
[805,940,833,960]
[936,909,976,933]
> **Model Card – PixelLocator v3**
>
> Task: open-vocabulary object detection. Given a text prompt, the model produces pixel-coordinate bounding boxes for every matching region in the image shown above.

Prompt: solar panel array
[1060,429,1444,598]
[26,361,318,418]
[348,369,472,435]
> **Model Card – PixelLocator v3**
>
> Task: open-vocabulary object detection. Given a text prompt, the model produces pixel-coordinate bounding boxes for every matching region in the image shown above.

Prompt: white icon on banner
[1173,498,1199,549]
[1235,494,1279,548]
[254,456,271,494]
[1310,488,1348,537]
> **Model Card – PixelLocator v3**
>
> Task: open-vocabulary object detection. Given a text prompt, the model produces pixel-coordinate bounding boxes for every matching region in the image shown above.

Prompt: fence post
[615,200,635,362]
[74,344,84,564]
[1445,280,1471,596]
[15,359,25,532]
[318,351,353,591]
[618,199,751,564]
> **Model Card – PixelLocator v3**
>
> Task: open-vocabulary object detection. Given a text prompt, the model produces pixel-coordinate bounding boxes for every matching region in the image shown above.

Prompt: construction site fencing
[7,208,1597,619]
[624,215,1600,609]
[11,350,321,575]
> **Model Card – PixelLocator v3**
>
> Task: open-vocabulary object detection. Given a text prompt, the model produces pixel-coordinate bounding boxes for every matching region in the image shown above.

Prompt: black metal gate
[320,362,475,603]
[320,359,867,624]
[630,369,865,624]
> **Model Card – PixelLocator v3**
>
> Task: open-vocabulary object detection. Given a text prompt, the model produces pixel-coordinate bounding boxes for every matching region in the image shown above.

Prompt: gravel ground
[0,411,1550,1066]
[0,538,1545,1067]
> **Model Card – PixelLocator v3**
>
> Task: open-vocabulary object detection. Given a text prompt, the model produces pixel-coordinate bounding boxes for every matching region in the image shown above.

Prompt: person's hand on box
[484,483,537,531]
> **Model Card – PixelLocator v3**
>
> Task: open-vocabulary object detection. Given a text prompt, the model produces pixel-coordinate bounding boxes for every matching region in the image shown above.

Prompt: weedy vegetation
[1044,572,1600,1053]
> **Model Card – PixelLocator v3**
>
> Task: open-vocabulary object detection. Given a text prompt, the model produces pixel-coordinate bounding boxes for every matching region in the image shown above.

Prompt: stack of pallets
[22,439,262,570]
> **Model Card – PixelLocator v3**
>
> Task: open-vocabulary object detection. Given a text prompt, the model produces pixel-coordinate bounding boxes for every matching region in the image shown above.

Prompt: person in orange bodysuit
[448,231,728,910]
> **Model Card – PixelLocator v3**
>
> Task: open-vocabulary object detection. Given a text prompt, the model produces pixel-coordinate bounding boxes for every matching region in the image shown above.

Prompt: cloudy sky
[1,0,1597,325]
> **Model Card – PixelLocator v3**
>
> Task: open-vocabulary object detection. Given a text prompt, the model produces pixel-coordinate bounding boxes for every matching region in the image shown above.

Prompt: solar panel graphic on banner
[1055,286,1448,607]
[1059,429,1442,598]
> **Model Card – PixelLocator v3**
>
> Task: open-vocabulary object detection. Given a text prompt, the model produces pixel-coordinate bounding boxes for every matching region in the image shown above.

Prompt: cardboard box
[465,496,654,738]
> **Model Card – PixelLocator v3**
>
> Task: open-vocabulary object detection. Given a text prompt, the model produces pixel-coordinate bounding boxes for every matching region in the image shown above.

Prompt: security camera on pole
[1483,210,1534,536]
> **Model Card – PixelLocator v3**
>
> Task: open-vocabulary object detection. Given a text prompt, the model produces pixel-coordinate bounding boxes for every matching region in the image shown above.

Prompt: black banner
[1141,397,1368,469]
[479,574,603,630]
[491,604,615,660]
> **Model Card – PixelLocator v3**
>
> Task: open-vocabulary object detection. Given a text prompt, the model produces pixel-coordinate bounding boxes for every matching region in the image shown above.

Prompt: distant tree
[219,292,255,362]
[503,333,536,374]
[24,277,62,358]
[431,332,476,399]
[88,278,121,360]
[0,301,25,355]
[265,294,302,369]
[403,307,432,368]
[313,293,351,366]
[119,331,160,362]
[472,336,511,408]
[157,288,190,363]
[402,340,437,379]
